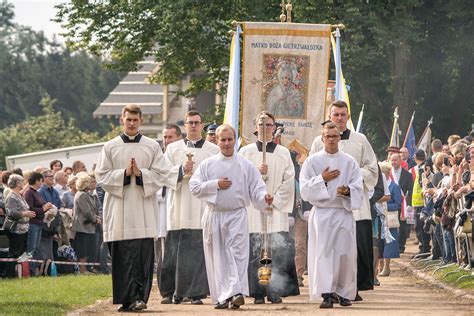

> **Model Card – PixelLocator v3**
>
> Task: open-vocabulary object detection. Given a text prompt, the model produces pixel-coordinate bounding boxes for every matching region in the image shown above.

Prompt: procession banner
[241,22,331,150]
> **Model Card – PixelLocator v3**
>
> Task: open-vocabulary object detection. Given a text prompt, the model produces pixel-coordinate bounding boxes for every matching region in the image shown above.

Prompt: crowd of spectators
[0,132,473,281]
[368,133,474,287]
[0,160,107,277]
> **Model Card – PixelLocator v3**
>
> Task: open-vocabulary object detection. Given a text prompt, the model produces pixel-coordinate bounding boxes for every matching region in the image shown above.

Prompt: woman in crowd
[50,160,63,174]
[64,166,73,177]
[4,174,36,275]
[379,162,401,277]
[72,174,99,274]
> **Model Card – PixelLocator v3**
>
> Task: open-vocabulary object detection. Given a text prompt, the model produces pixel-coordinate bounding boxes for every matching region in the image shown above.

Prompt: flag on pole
[389,107,400,148]
[331,29,353,130]
[402,111,417,158]
[417,117,433,156]
[356,104,365,133]
[224,25,242,135]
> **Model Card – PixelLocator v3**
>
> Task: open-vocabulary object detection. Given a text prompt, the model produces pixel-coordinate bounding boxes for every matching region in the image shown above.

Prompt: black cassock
[108,238,154,304]
[159,229,209,299]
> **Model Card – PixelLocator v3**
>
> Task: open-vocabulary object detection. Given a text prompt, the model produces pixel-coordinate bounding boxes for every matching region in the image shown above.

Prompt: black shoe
[231,294,245,308]
[173,295,183,304]
[161,296,173,304]
[374,277,381,286]
[129,300,147,311]
[331,293,339,303]
[254,297,265,304]
[320,294,333,309]
[267,295,282,304]
[339,297,352,306]
[191,298,203,305]
[354,293,363,302]
[215,300,229,309]
[117,304,131,312]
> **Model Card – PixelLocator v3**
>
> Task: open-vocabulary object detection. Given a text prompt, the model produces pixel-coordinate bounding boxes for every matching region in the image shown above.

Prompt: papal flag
[224,25,242,135]
[331,28,354,130]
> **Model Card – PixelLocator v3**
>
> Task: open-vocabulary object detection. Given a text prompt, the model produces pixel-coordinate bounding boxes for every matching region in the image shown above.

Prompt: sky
[9,0,67,41]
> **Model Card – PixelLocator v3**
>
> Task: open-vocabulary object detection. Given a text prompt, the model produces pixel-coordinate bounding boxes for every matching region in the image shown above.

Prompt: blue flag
[405,125,417,158]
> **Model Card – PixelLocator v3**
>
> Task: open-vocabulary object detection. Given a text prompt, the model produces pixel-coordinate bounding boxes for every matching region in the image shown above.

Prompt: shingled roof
[93,56,164,118]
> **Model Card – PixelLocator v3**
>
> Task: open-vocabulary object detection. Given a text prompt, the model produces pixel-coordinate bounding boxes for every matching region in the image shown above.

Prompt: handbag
[387,211,400,229]
[2,216,17,233]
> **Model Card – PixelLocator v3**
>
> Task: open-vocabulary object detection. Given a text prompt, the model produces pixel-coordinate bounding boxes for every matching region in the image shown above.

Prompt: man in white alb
[190,124,273,310]
[238,111,299,304]
[310,100,378,301]
[301,121,363,308]
[160,110,219,304]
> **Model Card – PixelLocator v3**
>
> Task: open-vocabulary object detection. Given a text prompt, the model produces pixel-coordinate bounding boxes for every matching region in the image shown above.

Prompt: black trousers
[6,232,27,277]
[398,220,411,252]
[108,238,154,305]
[356,220,374,291]
[415,207,431,253]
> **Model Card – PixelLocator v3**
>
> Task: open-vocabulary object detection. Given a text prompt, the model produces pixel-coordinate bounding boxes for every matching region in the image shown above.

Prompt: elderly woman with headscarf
[72,174,99,273]
[4,174,36,268]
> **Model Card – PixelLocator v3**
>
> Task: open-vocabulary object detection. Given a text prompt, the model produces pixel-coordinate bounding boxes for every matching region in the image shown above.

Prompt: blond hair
[76,174,91,191]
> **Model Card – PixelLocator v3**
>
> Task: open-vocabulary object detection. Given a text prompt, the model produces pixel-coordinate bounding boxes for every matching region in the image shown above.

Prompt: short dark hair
[28,171,43,185]
[330,100,349,112]
[121,104,142,118]
[49,159,63,170]
[185,110,201,121]
[256,111,276,124]
[164,124,182,137]
[1,171,12,184]
[11,167,23,176]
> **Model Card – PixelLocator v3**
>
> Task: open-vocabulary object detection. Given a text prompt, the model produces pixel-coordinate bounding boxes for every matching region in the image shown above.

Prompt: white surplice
[238,143,295,233]
[155,188,167,238]
[95,135,169,242]
[300,150,363,301]
[164,139,220,230]
[310,130,378,221]
[189,153,268,304]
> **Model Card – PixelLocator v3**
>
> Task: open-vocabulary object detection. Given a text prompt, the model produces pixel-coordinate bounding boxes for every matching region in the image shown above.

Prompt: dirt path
[73,237,473,315]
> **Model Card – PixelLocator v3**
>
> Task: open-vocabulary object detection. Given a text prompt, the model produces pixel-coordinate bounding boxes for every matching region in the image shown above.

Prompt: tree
[0,95,103,169]
[54,1,474,156]
[0,0,122,133]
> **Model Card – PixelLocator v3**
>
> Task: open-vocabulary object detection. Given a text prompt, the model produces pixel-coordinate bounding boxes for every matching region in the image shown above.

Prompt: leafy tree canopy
[49,1,474,155]
[0,94,107,169]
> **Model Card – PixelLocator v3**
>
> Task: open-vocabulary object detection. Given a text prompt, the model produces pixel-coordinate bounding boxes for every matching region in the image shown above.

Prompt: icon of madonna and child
[262,55,309,119]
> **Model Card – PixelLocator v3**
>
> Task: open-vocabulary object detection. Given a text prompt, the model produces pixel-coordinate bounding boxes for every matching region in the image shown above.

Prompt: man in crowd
[239,111,299,304]
[95,104,169,312]
[389,152,413,253]
[310,100,378,301]
[160,110,219,305]
[54,171,69,197]
[301,121,363,308]
[400,147,416,169]
[410,149,431,257]
[205,123,218,145]
[155,124,182,288]
[72,160,87,175]
[189,124,274,309]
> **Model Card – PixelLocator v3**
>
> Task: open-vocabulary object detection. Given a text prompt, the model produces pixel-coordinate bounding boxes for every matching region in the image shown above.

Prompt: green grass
[0,274,112,315]
[431,264,474,290]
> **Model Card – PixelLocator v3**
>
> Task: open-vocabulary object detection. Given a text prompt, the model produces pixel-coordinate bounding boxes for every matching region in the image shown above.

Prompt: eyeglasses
[324,135,340,140]
[257,123,274,128]
[44,175,54,178]
[186,121,201,125]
